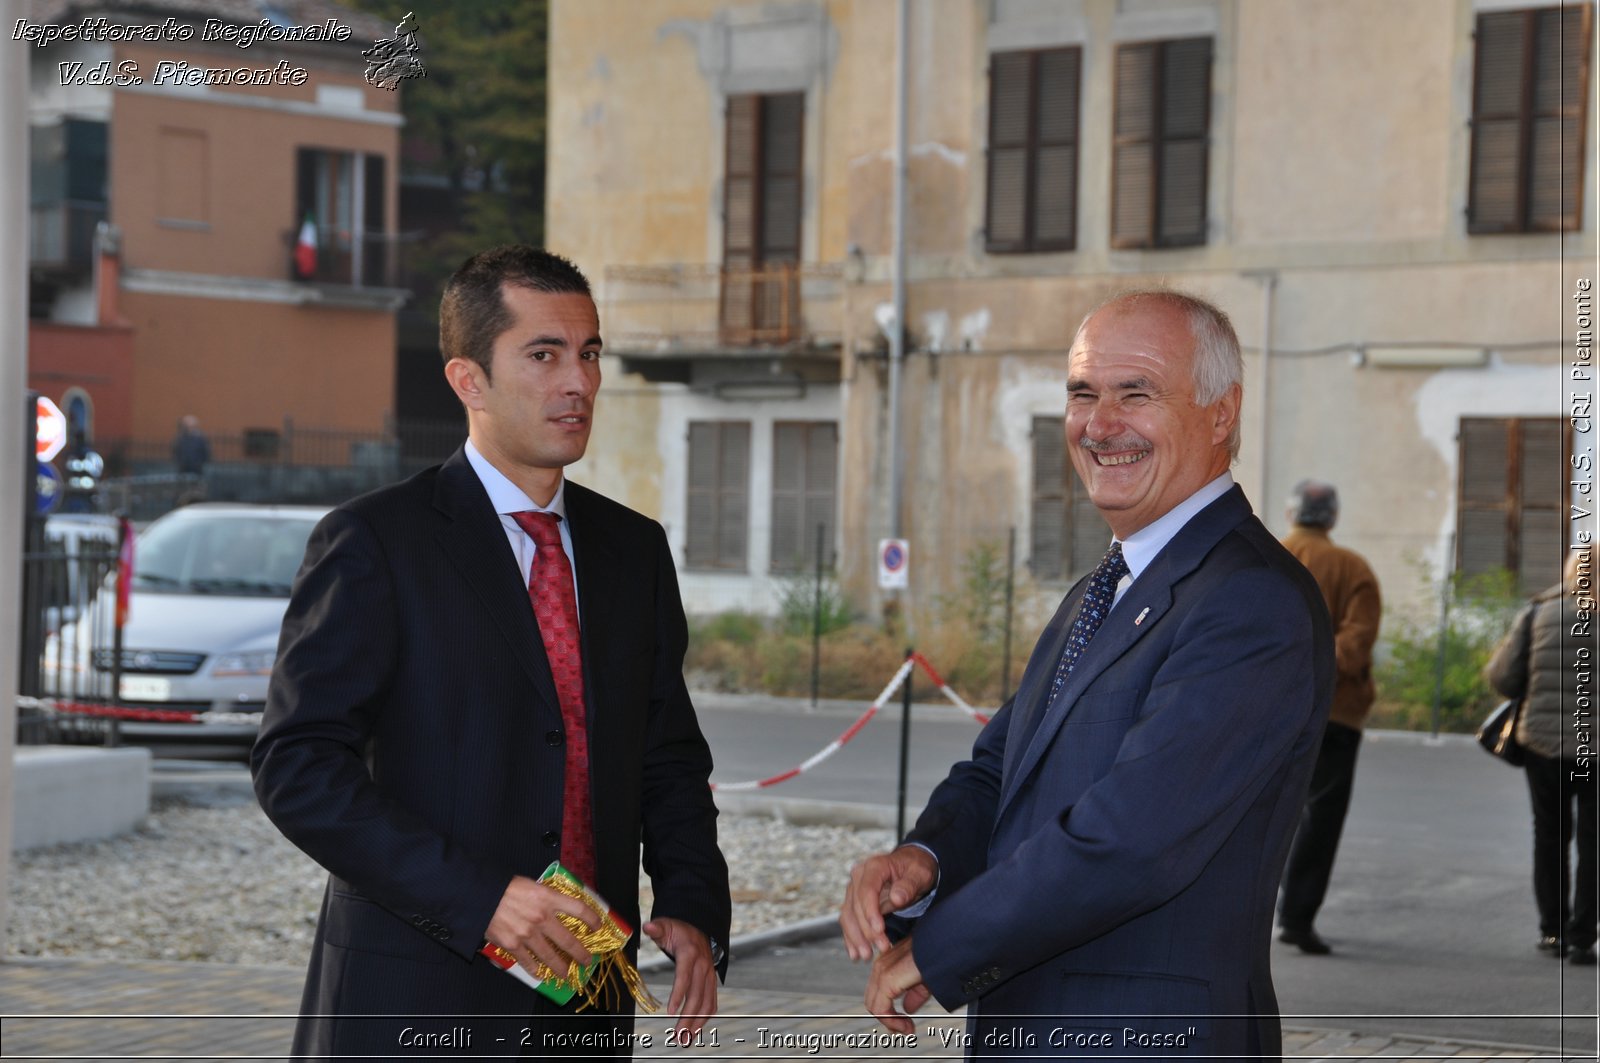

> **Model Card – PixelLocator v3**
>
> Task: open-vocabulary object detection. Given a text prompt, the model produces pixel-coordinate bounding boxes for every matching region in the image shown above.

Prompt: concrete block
[11,745,151,851]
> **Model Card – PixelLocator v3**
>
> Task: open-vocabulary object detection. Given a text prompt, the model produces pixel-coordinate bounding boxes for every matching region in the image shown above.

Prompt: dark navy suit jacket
[904,487,1333,1061]
[251,448,730,1059]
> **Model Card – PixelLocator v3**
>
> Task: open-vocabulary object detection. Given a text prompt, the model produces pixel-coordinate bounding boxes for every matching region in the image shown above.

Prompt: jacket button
[546,730,563,746]
[542,831,559,847]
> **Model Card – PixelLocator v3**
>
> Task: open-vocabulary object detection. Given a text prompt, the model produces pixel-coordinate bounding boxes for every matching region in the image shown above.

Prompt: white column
[0,30,32,953]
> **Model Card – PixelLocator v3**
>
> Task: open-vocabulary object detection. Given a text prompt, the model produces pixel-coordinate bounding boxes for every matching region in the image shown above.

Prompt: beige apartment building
[549,0,1592,621]
[27,0,405,458]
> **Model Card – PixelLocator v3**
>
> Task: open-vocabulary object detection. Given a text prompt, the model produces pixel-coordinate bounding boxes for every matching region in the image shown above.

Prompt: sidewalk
[0,950,1575,1061]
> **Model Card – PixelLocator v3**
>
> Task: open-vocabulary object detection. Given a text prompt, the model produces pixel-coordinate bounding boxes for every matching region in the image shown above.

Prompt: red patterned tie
[511,511,596,886]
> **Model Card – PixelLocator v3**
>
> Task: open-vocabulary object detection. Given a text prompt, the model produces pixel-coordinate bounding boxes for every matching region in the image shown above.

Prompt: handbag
[1477,698,1526,766]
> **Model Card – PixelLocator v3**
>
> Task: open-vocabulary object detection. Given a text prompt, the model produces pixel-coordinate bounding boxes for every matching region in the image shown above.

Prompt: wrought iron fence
[17,532,124,747]
[79,417,466,520]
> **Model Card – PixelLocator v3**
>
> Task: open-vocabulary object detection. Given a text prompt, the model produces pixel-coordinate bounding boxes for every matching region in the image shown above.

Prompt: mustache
[1078,434,1151,453]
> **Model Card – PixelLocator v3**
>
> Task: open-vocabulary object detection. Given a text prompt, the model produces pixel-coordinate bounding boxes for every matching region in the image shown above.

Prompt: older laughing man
[840,289,1334,1061]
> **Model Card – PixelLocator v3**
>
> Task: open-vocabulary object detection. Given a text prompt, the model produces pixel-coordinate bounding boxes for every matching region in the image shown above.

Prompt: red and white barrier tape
[708,654,998,792]
[18,695,260,726]
[710,657,916,792]
[909,652,991,726]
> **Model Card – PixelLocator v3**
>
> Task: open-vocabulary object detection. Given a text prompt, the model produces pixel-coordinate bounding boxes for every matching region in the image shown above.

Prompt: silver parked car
[45,503,326,745]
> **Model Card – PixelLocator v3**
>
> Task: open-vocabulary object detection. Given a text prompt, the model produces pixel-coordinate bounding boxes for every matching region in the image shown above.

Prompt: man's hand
[485,875,600,978]
[644,917,718,1041]
[840,845,938,961]
[864,935,931,1035]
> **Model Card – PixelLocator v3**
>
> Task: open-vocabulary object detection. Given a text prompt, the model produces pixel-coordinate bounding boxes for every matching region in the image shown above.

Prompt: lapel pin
[1134,606,1150,626]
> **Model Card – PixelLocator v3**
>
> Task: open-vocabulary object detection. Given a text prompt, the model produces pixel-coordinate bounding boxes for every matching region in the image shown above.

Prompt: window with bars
[721,93,805,343]
[1468,5,1591,234]
[769,422,838,573]
[1456,416,1569,593]
[986,47,1081,253]
[685,421,751,571]
[1111,37,1212,249]
[1030,416,1113,582]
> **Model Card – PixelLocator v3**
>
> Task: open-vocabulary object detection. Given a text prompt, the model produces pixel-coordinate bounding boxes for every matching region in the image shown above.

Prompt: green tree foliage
[348,0,548,312]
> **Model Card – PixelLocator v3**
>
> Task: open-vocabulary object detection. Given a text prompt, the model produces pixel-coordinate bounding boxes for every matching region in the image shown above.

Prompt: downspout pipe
[1245,271,1277,520]
[886,0,909,541]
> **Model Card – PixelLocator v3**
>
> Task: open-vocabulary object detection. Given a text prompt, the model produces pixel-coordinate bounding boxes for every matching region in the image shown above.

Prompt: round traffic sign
[36,396,67,462]
[877,538,910,589]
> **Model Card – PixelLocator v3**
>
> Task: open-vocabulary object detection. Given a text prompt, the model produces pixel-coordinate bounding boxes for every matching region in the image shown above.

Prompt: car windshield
[131,514,315,597]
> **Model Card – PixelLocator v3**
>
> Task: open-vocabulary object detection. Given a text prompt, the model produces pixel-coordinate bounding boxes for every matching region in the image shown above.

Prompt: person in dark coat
[1488,545,1598,965]
[252,246,731,1059]
[171,415,210,476]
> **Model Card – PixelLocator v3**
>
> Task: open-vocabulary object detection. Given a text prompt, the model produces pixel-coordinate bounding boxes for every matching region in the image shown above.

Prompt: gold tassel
[530,874,662,1014]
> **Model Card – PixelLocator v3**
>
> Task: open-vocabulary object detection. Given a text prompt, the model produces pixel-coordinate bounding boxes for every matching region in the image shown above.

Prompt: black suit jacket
[251,448,730,1058]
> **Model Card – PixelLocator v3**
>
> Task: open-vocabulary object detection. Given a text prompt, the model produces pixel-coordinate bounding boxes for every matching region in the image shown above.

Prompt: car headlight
[211,651,277,677]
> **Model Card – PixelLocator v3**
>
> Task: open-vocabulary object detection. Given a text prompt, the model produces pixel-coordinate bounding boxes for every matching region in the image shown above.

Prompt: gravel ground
[7,791,891,968]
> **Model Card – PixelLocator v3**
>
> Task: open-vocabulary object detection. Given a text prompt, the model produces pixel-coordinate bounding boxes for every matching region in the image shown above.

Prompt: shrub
[695,611,765,646]
[938,540,1010,644]
[1376,567,1525,733]
[774,570,854,637]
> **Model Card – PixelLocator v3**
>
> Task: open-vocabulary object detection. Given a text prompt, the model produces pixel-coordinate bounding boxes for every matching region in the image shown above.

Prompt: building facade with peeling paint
[547,0,1594,625]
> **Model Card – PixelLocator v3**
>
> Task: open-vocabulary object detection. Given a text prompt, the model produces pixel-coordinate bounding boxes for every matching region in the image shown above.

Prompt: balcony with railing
[282,226,415,310]
[601,262,844,357]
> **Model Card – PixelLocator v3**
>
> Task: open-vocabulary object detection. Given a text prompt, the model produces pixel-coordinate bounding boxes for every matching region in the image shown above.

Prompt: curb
[638,914,840,974]
[712,791,915,830]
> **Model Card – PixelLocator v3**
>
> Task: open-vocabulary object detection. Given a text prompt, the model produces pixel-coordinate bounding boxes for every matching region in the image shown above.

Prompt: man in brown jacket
[1277,479,1382,955]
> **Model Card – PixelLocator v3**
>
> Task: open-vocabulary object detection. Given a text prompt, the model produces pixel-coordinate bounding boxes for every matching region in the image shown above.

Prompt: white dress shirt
[463,439,580,611]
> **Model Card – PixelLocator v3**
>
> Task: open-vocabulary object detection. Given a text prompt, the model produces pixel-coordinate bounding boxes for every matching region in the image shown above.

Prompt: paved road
[688,696,1598,1053]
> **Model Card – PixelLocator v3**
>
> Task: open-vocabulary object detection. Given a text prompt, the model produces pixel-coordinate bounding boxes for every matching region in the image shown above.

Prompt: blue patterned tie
[1049,542,1130,696]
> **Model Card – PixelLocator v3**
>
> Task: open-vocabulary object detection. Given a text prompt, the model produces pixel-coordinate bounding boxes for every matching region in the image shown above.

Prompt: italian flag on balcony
[294,213,318,279]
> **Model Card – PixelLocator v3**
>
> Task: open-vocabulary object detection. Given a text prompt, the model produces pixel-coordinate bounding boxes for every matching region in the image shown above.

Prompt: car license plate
[120,675,171,701]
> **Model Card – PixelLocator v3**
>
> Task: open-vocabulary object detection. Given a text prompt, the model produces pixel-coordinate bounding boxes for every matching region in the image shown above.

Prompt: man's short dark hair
[439,245,592,379]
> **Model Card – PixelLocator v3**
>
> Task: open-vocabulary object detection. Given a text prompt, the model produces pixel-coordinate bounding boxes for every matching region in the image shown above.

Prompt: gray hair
[1072,289,1244,459]
[1288,479,1340,529]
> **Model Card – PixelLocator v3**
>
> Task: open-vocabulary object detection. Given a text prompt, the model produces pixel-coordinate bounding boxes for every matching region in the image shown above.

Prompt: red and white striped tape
[710,657,916,792]
[708,653,995,792]
[19,696,262,726]
[910,651,991,726]
[21,652,996,789]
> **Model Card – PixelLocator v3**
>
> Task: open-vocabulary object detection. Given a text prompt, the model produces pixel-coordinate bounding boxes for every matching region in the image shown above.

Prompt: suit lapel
[998,487,1253,815]
[431,448,563,722]
[1000,578,1087,783]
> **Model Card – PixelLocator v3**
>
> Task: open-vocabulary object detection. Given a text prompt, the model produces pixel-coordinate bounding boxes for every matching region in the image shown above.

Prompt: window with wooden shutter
[1468,5,1592,234]
[986,47,1081,253]
[1030,416,1113,581]
[1111,37,1211,249]
[686,421,751,571]
[721,93,805,343]
[770,422,838,573]
[1456,416,1570,592]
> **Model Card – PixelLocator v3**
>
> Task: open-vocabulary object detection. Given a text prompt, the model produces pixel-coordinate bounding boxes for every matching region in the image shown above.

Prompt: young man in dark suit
[252,245,730,1059]
[841,290,1334,1060]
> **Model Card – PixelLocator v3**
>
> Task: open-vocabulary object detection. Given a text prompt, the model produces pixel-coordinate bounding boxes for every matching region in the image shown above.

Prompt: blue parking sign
[36,461,62,516]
